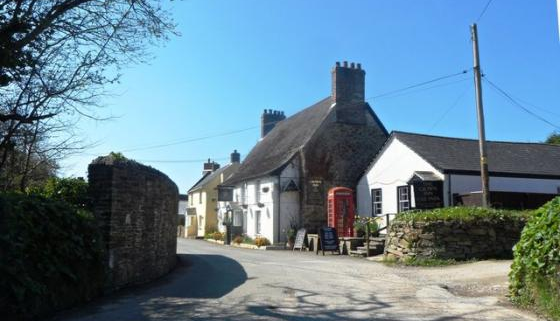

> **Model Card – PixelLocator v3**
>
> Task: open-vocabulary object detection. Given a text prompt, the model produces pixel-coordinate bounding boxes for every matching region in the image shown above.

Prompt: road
[54,239,539,321]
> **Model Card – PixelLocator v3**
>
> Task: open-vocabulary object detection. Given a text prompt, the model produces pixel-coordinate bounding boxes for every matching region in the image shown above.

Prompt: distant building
[186,151,241,238]
[177,194,188,237]
[357,131,560,229]
[220,62,388,244]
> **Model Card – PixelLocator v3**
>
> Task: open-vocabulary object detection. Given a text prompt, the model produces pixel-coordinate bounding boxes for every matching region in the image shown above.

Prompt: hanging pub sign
[412,180,444,209]
[292,228,307,251]
[218,186,233,202]
[317,227,339,256]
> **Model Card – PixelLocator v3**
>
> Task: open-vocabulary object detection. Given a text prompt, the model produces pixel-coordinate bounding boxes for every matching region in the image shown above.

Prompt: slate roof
[224,97,334,185]
[188,164,234,192]
[393,131,560,178]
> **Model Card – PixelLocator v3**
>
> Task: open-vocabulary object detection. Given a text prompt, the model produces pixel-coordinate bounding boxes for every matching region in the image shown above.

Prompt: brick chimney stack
[230,150,240,163]
[261,109,286,138]
[203,158,220,175]
[331,61,365,104]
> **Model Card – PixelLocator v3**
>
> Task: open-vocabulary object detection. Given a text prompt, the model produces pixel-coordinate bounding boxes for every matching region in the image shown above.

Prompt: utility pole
[470,23,491,208]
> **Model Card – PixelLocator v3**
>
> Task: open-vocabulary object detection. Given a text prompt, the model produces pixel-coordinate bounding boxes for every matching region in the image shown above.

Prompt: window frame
[371,188,383,216]
[397,185,411,213]
[255,210,262,235]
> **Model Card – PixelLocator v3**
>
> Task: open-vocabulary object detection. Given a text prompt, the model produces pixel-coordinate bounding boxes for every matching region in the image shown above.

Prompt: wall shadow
[52,253,247,320]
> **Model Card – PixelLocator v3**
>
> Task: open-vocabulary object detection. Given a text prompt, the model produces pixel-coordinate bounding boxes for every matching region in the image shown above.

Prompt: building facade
[186,151,241,238]
[357,131,560,229]
[220,62,388,244]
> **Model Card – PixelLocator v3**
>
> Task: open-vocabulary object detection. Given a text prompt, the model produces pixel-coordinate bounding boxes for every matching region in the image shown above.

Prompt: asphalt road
[54,239,539,321]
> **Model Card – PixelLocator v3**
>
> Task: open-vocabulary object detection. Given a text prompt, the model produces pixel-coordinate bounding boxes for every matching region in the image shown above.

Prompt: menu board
[292,228,307,251]
[318,227,339,255]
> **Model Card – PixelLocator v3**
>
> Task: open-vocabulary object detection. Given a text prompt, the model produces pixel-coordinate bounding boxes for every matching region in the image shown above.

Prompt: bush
[212,232,223,241]
[27,177,91,210]
[233,235,244,244]
[204,228,218,240]
[510,197,560,320]
[394,206,529,223]
[0,193,104,319]
[255,236,271,248]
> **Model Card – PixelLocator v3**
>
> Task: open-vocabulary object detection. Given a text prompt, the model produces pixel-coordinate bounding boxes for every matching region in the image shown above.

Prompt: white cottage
[357,131,560,229]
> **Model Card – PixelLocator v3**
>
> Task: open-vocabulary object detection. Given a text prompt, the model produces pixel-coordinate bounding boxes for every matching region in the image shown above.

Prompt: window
[199,192,202,204]
[255,180,261,203]
[397,185,410,213]
[241,183,247,204]
[233,210,243,227]
[371,189,382,216]
[255,210,262,235]
[190,194,193,206]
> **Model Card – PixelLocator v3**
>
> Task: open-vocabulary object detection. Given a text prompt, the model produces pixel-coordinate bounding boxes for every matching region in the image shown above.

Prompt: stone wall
[89,156,178,290]
[384,218,526,261]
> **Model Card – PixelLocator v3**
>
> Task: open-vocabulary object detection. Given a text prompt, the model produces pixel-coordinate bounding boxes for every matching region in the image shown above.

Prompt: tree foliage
[545,132,560,145]
[0,0,176,191]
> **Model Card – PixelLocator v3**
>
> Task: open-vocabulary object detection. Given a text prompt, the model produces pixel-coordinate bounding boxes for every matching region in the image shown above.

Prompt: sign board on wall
[412,181,444,209]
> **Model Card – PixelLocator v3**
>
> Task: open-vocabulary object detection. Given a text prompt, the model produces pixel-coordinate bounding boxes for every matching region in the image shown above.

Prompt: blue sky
[61,0,560,194]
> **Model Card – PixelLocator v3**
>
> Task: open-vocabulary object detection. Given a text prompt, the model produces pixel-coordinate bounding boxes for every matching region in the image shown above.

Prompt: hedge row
[510,197,560,320]
[0,193,104,319]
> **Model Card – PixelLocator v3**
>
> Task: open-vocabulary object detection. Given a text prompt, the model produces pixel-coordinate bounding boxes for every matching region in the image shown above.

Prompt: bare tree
[0,0,177,190]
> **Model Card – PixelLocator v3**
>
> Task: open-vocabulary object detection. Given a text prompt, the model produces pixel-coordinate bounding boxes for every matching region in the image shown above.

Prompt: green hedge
[0,193,104,319]
[393,206,530,223]
[510,197,560,320]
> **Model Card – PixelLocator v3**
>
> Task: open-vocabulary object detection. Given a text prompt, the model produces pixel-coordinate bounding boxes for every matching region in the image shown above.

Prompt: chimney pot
[343,61,348,67]
[350,62,355,69]
[230,150,240,163]
[335,61,340,67]
[357,63,361,70]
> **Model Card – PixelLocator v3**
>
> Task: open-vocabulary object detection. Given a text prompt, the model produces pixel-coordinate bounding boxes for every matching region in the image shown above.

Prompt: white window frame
[397,185,410,213]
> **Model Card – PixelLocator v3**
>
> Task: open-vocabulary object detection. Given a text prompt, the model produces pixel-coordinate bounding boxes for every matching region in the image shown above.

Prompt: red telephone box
[327,187,355,237]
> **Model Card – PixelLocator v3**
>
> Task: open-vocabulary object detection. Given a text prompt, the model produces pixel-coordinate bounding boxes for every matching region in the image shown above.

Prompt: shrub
[255,236,271,248]
[233,235,244,244]
[510,197,560,320]
[27,177,91,210]
[394,206,529,223]
[212,232,223,241]
[0,193,104,319]
[204,228,218,240]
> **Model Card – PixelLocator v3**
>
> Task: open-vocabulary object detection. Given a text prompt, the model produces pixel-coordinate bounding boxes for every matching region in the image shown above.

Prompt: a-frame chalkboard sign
[292,228,307,251]
[317,227,339,256]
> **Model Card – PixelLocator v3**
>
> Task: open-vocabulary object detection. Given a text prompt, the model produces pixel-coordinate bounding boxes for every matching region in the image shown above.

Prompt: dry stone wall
[89,156,178,290]
[384,218,525,261]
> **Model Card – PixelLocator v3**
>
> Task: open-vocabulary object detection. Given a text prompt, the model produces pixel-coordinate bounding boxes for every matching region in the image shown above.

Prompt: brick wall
[88,156,178,290]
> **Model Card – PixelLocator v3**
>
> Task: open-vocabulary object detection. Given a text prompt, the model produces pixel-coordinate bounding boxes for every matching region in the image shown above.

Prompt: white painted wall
[357,138,442,219]
[450,174,560,196]
[221,158,302,244]
[279,158,300,243]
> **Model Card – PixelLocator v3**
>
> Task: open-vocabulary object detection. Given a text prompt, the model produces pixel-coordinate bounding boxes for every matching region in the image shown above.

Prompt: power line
[370,69,469,100]
[476,0,494,23]
[371,77,470,101]
[484,77,560,131]
[426,85,471,133]
[120,126,258,152]
[87,70,471,155]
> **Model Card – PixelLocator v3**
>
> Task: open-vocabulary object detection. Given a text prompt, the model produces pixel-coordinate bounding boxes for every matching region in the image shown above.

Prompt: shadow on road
[53,253,247,320]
